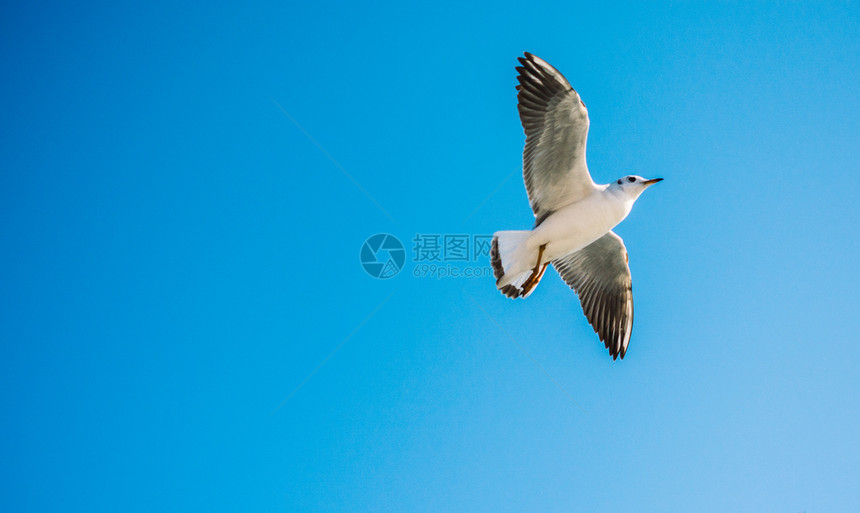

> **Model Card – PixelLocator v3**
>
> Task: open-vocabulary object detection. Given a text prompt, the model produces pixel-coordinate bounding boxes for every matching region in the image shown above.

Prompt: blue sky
[2,1,859,511]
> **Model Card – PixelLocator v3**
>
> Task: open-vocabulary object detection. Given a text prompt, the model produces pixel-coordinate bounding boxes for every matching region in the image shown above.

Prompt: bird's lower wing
[552,231,634,360]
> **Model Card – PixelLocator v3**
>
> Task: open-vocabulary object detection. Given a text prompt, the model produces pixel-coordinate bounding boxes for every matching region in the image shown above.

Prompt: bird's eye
[628,176,635,182]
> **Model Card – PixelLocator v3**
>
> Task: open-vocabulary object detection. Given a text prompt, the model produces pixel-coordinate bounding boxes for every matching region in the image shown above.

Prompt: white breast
[528,189,630,262]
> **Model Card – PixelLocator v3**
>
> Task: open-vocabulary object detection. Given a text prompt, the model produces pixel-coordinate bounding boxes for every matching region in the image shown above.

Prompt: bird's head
[611,175,663,200]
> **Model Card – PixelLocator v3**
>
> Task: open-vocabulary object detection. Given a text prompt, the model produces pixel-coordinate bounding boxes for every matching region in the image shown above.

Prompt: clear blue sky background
[2,1,859,511]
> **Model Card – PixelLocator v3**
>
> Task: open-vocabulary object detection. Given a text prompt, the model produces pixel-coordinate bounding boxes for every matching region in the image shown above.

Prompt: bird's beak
[643,178,664,186]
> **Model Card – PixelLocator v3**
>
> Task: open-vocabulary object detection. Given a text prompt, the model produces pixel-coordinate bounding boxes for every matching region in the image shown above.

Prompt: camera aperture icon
[360,233,405,279]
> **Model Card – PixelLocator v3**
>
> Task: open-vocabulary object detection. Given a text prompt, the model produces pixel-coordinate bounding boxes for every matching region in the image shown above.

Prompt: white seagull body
[491,52,662,360]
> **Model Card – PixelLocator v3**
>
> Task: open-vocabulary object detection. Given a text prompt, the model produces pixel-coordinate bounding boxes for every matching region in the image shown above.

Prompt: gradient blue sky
[2,1,859,512]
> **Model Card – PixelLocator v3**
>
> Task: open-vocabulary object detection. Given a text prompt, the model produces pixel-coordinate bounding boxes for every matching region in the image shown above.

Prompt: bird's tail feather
[491,230,542,298]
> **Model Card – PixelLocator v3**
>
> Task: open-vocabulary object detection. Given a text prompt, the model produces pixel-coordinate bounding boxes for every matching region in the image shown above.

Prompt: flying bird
[491,52,662,360]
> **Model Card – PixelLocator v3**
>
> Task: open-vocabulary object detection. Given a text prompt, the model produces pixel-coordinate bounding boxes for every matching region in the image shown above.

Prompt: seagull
[490,52,662,360]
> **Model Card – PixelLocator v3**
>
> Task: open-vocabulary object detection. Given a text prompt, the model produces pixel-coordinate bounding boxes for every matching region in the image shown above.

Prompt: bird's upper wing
[552,231,634,360]
[517,52,596,222]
